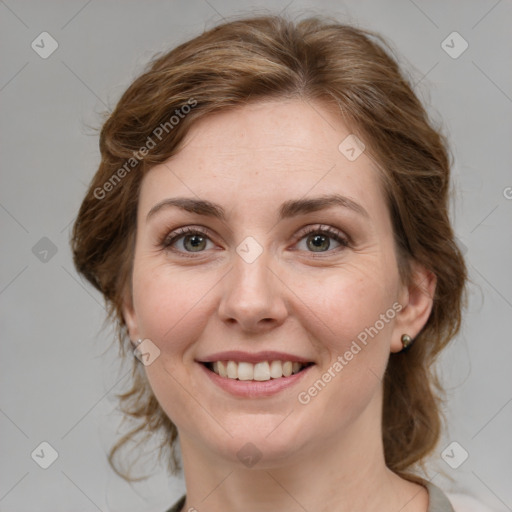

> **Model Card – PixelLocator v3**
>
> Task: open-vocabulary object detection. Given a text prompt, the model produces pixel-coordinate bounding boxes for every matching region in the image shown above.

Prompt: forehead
[138,99,386,220]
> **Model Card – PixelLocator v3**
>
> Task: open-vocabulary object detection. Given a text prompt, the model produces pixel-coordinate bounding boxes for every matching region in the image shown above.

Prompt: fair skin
[123,99,436,512]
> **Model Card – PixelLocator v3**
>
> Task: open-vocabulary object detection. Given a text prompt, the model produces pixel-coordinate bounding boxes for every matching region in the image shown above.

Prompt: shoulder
[447,492,496,512]
[164,494,186,512]
[425,481,494,512]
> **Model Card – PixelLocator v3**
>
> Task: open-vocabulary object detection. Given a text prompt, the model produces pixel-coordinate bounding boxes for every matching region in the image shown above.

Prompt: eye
[162,227,215,253]
[294,225,349,253]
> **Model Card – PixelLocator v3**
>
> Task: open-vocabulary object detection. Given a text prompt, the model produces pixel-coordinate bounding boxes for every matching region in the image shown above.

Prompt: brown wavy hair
[71,15,466,480]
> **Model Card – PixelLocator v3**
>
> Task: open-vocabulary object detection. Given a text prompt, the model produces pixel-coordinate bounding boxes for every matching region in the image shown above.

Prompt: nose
[217,252,288,334]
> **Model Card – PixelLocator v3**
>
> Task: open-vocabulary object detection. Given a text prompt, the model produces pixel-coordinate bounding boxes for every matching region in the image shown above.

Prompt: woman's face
[124,99,431,467]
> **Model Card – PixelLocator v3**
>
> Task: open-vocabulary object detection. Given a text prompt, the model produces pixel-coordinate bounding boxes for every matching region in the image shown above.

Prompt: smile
[204,360,313,381]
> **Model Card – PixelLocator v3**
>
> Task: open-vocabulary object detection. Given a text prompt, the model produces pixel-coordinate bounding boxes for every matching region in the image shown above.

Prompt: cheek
[131,261,218,354]
[131,263,221,424]
[299,262,399,353]
[291,268,398,437]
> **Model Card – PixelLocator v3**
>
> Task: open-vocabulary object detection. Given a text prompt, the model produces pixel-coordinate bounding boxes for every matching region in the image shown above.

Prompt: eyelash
[161,225,349,257]
[161,226,212,253]
[293,225,349,254]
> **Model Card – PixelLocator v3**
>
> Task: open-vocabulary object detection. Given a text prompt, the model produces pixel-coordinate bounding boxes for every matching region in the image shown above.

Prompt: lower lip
[198,363,314,398]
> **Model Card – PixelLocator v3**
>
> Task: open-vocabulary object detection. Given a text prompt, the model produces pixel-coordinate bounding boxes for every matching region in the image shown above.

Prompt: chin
[216,435,307,470]
[196,414,311,468]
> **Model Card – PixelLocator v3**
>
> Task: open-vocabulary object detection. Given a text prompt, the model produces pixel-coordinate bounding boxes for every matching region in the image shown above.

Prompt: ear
[390,263,437,353]
[122,290,140,343]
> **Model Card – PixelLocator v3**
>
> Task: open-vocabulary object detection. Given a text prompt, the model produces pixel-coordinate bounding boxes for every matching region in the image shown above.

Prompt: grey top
[425,481,456,511]
[165,481,455,512]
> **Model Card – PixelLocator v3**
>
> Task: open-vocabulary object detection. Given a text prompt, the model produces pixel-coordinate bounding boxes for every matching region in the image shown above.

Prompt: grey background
[1,0,511,510]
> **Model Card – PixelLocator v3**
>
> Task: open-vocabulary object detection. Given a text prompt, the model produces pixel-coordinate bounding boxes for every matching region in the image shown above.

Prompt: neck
[177,396,428,512]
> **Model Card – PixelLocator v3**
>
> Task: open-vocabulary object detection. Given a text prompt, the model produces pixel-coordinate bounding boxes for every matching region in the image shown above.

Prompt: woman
[72,15,468,512]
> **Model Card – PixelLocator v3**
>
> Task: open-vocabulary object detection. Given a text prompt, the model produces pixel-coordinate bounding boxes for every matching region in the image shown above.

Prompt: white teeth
[209,360,309,380]
[253,362,271,381]
[269,360,283,378]
[226,361,238,379]
[237,362,253,381]
[218,360,227,378]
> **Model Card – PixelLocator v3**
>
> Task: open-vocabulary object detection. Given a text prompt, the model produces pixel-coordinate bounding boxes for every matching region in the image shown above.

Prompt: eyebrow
[146,194,369,222]
[147,197,226,221]
[279,194,369,219]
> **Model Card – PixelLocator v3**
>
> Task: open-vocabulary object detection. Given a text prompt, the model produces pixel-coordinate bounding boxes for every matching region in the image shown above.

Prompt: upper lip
[197,351,314,364]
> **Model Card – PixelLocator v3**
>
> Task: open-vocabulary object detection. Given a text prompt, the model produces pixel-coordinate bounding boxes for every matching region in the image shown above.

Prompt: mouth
[201,360,315,381]
[196,351,316,397]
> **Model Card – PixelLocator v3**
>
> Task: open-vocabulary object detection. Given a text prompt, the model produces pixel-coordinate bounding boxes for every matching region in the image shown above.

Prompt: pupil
[308,234,329,252]
[186,235,206,251]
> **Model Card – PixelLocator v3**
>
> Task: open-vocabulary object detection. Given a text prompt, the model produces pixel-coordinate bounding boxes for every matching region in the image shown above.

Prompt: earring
[132,339,144,363]
[401,334,413,350]
[132,338,143,354]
